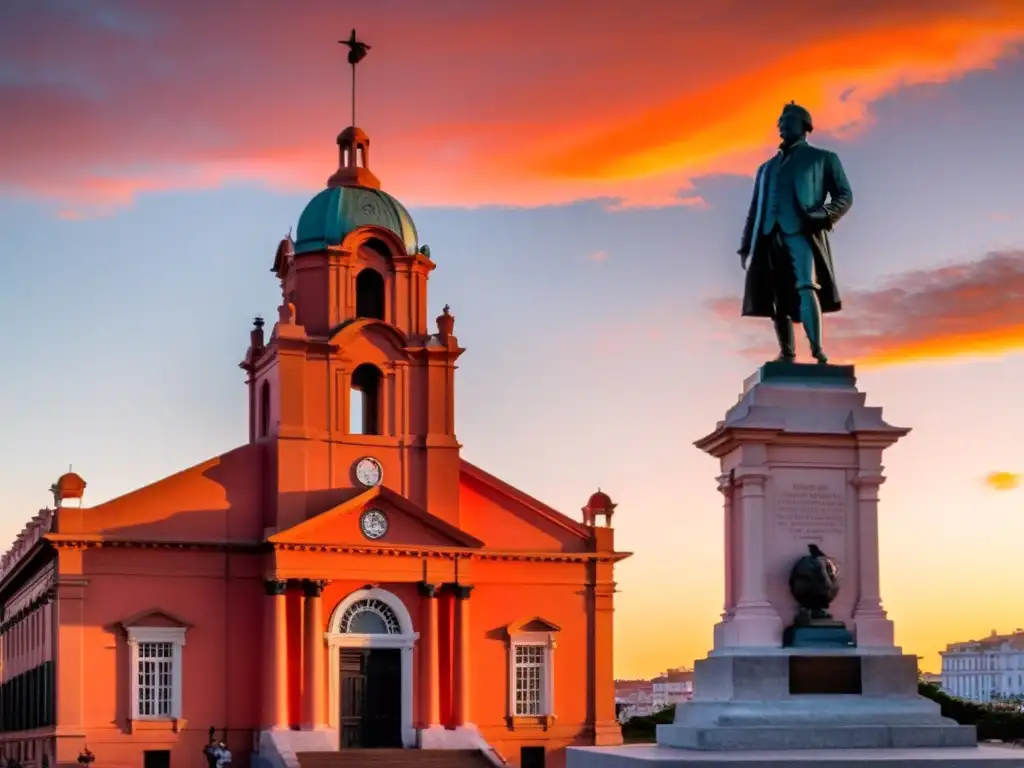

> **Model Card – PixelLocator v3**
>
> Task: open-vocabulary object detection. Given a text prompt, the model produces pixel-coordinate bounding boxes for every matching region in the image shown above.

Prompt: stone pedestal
[567,364,1012,766]
[703,362,906,656]
[656,651,975,750]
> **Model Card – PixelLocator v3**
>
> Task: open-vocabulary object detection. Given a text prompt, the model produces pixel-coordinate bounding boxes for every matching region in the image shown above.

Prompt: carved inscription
[775,480,846,542]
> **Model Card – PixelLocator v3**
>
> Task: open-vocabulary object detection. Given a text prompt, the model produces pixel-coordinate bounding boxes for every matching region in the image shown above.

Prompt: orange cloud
[709,250,1024,367]
[985,472,1021,491]
[1,1,1023,214]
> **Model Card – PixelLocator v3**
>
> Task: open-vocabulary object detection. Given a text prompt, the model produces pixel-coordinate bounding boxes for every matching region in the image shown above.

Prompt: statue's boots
[773,314,796,362]
[799,287,828,364]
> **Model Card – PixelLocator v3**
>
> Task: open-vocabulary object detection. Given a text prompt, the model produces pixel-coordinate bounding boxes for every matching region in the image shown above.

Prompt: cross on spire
[339,29,371,128]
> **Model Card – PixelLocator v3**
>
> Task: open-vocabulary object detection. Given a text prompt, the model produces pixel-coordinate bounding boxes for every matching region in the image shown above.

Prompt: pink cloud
[709,250,1024,367]
[1,1,1023,215]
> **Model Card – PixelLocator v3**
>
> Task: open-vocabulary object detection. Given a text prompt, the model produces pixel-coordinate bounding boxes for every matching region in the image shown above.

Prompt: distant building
[920,672,942,687]
[941,628,1024,702]
[614,679,655,722]
[652,668,694,710]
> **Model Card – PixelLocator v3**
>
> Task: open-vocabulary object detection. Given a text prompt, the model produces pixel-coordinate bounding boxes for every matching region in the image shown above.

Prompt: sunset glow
[2,0,1024,682]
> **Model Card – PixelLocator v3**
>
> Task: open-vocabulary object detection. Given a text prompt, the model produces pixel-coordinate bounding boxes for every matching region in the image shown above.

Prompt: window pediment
[507,616,561,639]
[119,608,190,633]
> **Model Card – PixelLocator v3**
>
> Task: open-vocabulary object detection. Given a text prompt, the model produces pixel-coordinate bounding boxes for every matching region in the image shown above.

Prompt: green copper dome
[294,186,419,257]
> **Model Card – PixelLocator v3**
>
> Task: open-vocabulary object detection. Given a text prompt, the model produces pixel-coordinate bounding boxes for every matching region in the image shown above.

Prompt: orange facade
[0,123,628,768]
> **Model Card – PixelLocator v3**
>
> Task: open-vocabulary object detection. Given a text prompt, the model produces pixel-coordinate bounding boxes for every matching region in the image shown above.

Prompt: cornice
[271,542,630,563]
[44,535,265,554]
[38,537,630,564]
[1,586,56,634]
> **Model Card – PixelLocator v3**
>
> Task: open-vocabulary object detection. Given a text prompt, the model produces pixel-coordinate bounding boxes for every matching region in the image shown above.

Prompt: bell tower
[240,33,463,533]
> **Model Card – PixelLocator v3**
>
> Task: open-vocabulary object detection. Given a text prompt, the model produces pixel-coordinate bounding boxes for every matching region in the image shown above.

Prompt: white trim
[508,630,556,718]
[125,625,187,721]
[325,587,418,748]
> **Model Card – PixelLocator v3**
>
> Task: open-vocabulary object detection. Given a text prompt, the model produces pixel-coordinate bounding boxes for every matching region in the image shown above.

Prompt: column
[452,584,473,728]
[590,563,622,745]
[734,470,770,607]
[722,469,782,649]
[418,582,441,729]
[301,580,326,729]
[712,472,735,651]
[262,580,289,729]
[852,471,895,647]
[719,472,735,617]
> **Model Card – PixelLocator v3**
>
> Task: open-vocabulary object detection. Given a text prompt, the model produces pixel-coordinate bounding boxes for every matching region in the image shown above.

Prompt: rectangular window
[514,644,546,716]
[137,641,175,718]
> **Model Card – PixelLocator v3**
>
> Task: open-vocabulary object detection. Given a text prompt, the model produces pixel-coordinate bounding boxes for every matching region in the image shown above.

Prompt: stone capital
[302,579,326,598]
[716,472,734,495]
[264,579,288,597]
[418,581,440,598]
[852,472,886,489]
[733,467,770,488]
[449,583,474,600]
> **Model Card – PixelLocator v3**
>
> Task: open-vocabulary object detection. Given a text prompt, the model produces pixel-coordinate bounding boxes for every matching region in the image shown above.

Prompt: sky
[1,0,1023,679]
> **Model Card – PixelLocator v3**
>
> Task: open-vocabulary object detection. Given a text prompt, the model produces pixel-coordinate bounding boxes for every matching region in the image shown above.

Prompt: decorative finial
[286,226,292,240]
[436,304,455,340]
[254,316,265,329]
[339,30,371,128]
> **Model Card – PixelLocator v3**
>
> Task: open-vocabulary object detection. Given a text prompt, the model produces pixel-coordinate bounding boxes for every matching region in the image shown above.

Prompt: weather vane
[339,29,371,128]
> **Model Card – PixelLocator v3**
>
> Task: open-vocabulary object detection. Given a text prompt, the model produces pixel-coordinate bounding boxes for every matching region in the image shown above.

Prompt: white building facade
[651,668,694,710]
[940,629,1024,702]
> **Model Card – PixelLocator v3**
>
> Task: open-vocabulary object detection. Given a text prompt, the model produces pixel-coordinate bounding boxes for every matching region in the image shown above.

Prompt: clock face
[360,508,388,540]
[354,457,383,487]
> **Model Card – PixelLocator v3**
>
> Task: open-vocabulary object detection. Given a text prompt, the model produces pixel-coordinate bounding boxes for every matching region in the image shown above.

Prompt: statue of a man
[737,103,853,364]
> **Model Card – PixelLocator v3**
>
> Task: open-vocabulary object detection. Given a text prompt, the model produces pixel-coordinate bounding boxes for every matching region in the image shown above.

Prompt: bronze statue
[789,543,841,620]
[738,103,853,364]
[784,544,854,648]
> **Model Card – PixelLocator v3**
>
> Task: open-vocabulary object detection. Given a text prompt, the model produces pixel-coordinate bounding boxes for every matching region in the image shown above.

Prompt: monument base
[653,653,975,751]
[566,744,1024,767]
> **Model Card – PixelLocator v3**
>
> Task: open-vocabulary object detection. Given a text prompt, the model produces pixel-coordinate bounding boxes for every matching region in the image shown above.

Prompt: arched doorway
[326,588,418,749]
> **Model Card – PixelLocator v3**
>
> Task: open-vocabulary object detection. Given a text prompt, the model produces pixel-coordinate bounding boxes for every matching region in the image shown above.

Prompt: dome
[294,186,419,257]
[55,472,87,499]
[586,490,614,511]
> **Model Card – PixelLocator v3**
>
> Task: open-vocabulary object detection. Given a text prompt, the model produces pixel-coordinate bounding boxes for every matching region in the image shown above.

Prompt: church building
[0,64,628,768]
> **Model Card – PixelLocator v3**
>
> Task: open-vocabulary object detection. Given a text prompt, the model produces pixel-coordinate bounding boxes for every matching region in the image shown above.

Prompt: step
[296,749,495,767]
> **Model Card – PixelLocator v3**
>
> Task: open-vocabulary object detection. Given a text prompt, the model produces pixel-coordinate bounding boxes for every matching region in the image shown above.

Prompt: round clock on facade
[354,456,383,487]
[360,508,388,540]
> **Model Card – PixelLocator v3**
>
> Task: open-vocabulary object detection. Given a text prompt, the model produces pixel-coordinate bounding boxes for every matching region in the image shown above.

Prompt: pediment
[507,616,561,637]
[270,486,483,549]
[118,607,191,631]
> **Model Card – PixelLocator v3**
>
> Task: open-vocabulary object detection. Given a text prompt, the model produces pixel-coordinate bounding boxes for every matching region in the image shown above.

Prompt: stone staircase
[296,749,496,767]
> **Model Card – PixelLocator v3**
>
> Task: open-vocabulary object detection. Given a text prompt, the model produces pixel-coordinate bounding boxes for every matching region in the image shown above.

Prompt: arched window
[355,268,385,321]
[350,363,382,435]
[339,598,401,634]
[356,144,365,168]
[260,380,271,437]
[343,146,351,167]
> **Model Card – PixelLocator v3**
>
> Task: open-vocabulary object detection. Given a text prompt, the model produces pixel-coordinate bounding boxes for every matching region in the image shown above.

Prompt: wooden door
[339,648,402,749]
[339,649,367,748]
[363,649,403,748]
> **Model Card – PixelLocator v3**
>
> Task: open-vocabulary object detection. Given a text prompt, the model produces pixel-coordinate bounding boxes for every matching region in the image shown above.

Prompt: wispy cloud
[985,471,1021,491]
[709,250,1024,367]
[1,0,1023,215]
[587,250,609,263]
